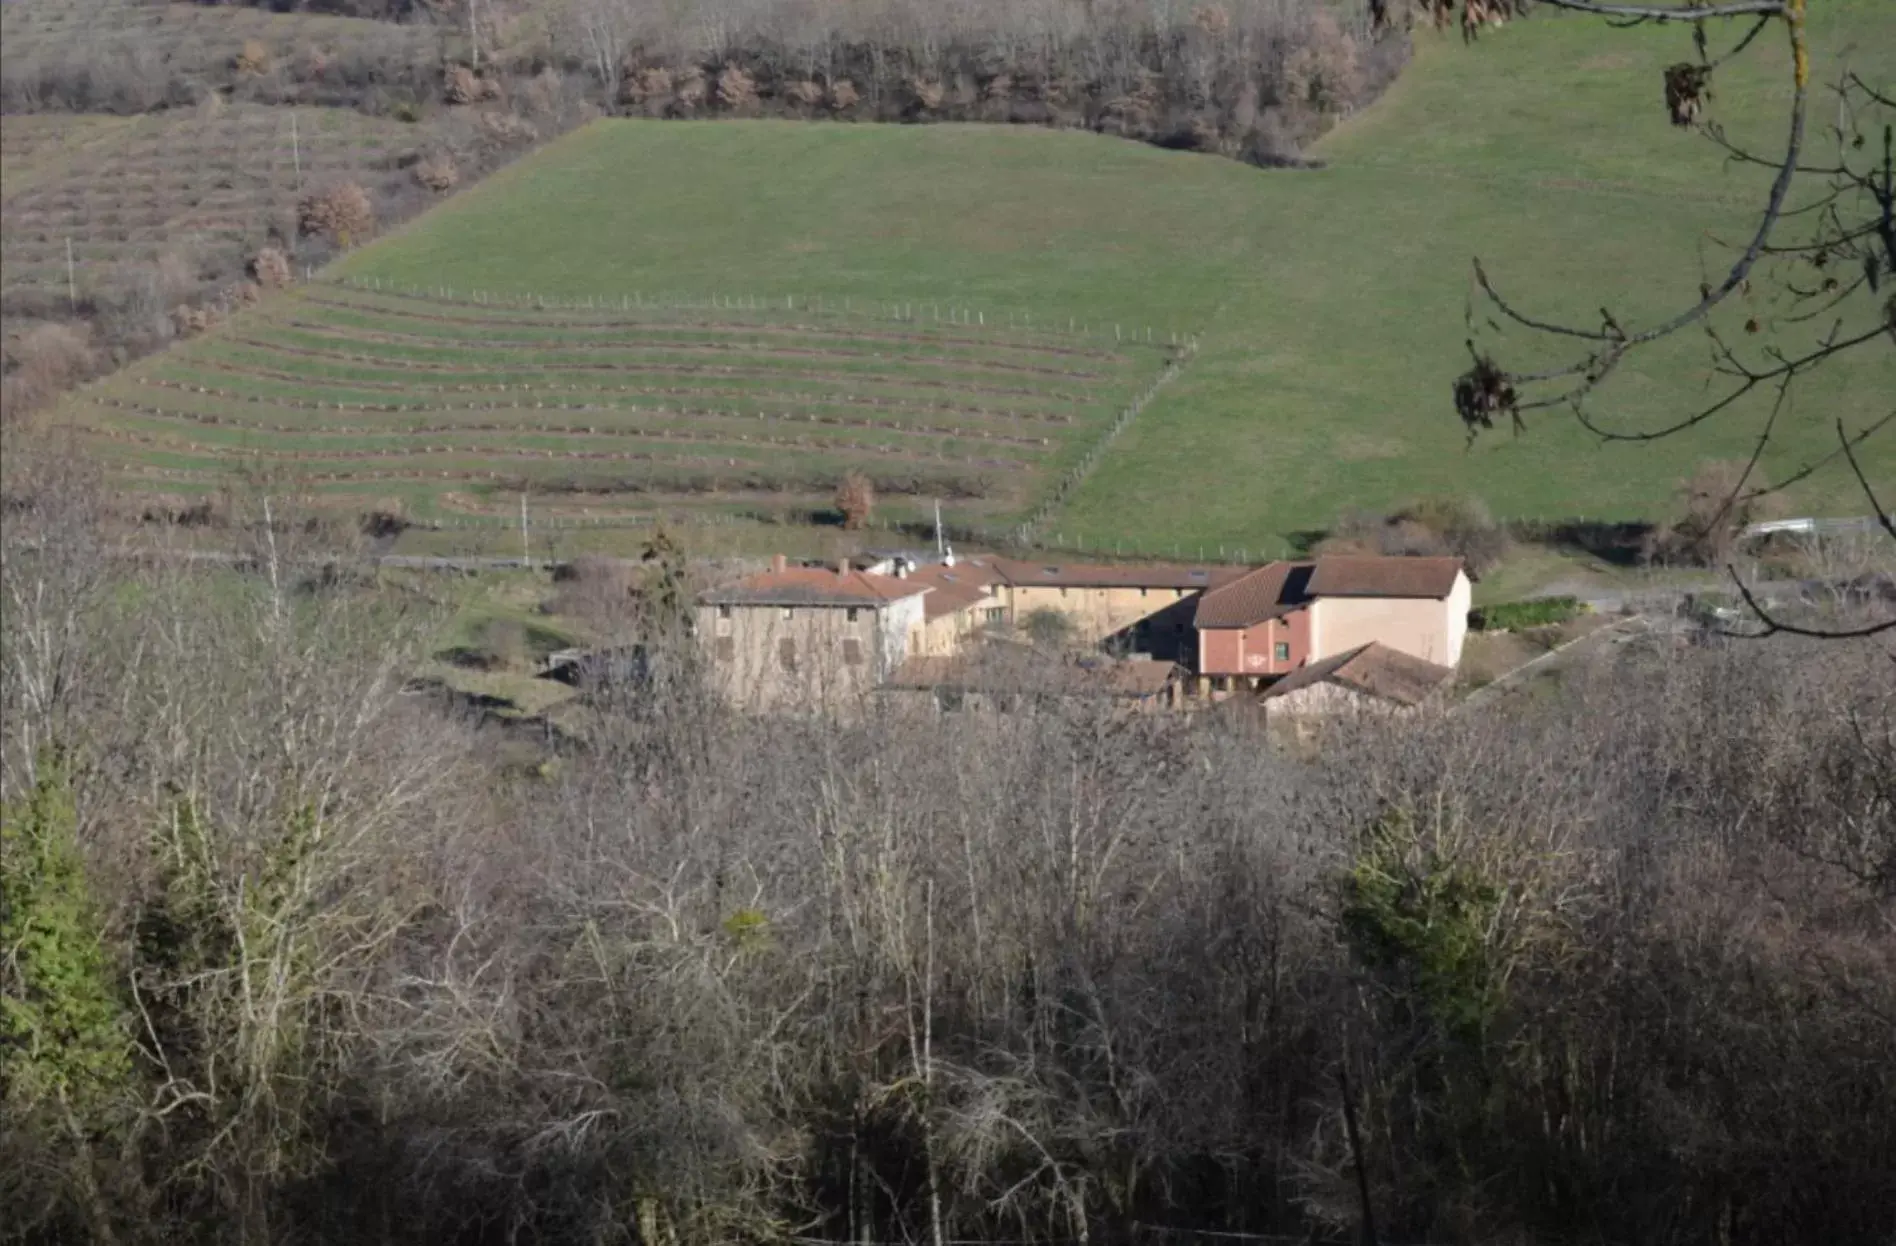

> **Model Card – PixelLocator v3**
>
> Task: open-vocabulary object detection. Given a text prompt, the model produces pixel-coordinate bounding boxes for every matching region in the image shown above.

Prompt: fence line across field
[330,275,1198,350]
[781,1229,1446,1246]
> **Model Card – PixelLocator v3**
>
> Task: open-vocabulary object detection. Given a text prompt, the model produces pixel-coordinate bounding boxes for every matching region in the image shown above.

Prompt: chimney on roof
[771,554,788,574]
[836,558,850,577]
[893,557,910,579]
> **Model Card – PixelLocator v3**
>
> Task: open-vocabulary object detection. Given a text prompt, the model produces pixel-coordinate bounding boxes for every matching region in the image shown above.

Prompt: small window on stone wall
[842,638,862,666]
[779,637,797,672]
[716,637,735,662]
[1275,642,1290,662]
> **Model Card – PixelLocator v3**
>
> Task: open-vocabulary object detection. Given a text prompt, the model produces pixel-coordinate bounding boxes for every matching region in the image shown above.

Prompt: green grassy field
[73,0,1893,553]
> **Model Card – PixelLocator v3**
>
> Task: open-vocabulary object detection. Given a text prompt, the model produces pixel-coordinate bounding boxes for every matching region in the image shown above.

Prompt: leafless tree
[5,438,1893,1243]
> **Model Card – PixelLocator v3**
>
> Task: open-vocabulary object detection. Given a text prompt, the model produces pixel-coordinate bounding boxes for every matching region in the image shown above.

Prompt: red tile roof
[1304,556,1464,599]
[1192,563,1315,628]
[701,566,930,608]
[1259,643,1454,708]
[988,557,1250,591]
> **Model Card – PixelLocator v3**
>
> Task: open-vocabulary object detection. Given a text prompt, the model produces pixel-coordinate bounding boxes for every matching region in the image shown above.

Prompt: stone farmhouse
[695,551,1470,712]
[696,555,930,712]
[1257,642,1460,716]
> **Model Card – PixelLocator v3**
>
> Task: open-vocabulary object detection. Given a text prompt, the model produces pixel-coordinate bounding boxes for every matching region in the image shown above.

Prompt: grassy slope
[314,3,1888,549]
[1070,3,1895,550]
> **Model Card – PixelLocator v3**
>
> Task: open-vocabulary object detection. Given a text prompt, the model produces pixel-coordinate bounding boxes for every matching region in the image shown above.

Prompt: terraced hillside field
[1,107,425,301]
[0,0,443,67]
[318,1,1891,553]
[66,280,1180,533]
[1,0,457,304]
[49,0,1894,554]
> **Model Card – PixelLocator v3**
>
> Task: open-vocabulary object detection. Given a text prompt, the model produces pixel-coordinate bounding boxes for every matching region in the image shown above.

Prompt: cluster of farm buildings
[692,549,1473,716]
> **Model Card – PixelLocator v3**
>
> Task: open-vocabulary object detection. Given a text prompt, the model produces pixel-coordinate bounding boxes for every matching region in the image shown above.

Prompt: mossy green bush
[1470,596,1585,632]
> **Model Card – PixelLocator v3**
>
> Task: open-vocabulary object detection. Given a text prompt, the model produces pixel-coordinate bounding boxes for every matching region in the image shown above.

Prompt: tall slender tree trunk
[61,1102,118,1246]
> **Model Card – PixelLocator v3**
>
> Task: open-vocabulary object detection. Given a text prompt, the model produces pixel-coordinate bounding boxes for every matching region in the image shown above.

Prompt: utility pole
[934,499,944,558]
[290,112,301,190]
[519,492,531,570]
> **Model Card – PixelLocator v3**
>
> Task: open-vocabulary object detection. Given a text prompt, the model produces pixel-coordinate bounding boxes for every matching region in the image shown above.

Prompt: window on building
[778,637,797,672]
[1059,587,1069,597]
[718,605,732,620]
[842,638,862,666]
[935,687,965,712]
[985,608,1006,625]
[715,637,735,662]
[1275,642,1290,662]
[846,608,860,623]
[1140,588,1148,597]
[780,607,793,621]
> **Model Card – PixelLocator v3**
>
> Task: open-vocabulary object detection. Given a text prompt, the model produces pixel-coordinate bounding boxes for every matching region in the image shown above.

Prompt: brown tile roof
[701,566,930,608]
[1095,659,1181,697]
[899,562,1004,621]
[914,558,1005,586]
[920,580,994,621]
[989,557,1250,591]
[1192,562,1316,629]
[1305,556,1465,599]
[1259,643,1454,708]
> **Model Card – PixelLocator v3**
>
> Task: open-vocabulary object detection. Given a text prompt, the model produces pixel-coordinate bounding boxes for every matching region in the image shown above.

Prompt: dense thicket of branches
[3,450,1892,1245]
[552,0,1400,164]
[4,0,1396,162]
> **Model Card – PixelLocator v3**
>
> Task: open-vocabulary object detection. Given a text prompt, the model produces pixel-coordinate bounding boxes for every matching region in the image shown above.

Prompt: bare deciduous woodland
[3,417,1893,1246]
[4,1,1895,1243]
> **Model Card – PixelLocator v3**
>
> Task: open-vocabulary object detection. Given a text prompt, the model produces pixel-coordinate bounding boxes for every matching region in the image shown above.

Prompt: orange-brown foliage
[298,182,376,248]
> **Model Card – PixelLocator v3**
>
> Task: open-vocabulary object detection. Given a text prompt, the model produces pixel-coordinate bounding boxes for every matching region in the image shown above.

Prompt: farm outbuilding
[1257,643,1455,716]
